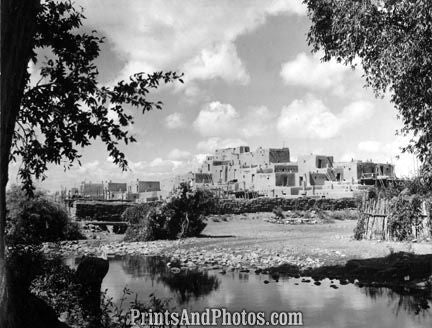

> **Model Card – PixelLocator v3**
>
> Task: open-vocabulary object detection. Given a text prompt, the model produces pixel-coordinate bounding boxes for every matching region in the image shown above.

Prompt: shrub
[163,184,215,239]
[6,185,84,245]
[388,196,423,241]
[124,206,172,242]
[64,221,86,240]
[6,246,46,291]
[121,202,158,224]
[272,206,285,221]
[124,183,215,241]
[353,214,367,240]
[31,255,86,325]
[316,210,334,224]
[405,175,432,196]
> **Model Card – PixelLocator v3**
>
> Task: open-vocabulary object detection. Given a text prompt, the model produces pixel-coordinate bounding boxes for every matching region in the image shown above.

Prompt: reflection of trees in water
[238,272,249,281]
[121,255,167,278]
[362,286,432,317]
[120,255,220,303]
[159,270,220,304]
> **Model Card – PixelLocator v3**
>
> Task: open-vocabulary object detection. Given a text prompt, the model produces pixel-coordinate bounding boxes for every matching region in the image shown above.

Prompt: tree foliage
[6,185,84,245]
[124,183,215,241]
[12,0,182,194]
[164,183,215,238]
[388,196,423,241]
[304,0,432,168]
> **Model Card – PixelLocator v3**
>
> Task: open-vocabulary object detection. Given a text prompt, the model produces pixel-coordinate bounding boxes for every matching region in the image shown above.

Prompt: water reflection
[160,270,220,303]
[97,255,432,328]
[120,255,220,303]
[363,286,431,317]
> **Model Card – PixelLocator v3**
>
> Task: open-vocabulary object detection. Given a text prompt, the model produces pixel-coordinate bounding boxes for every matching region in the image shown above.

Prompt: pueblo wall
[213,197,358,215]
[73,197,358,221]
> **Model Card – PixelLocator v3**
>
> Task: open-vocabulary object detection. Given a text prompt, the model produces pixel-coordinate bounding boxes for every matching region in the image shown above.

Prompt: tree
[1,0,181,325]
[304,0,432,174]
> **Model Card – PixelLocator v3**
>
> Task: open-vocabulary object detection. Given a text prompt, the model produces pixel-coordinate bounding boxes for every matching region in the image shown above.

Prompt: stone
[170,267,181,274]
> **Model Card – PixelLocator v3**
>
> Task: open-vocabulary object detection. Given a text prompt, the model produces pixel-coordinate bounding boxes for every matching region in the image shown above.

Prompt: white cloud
[281,52,348,88]
[182,42,250,85]
[240,106,275,138]
[77,0,305,88]
[280,52,365,97]
[167,148,192,160]
[277,97,341,139]
[277,97,374,139]
[358,141,382,153]
[193,101,239,137]
[165,112,185,129]
[341,101,374,121]
[196,137,247,153]
[193,102,275,139]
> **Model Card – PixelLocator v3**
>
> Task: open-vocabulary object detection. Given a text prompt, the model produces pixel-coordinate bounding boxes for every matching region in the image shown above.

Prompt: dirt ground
[178,213,432,265]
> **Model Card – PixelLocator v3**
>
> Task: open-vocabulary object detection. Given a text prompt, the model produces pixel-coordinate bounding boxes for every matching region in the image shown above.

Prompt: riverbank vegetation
[354,180,432,241]
[6,185,84,245]
[124,183,215,242]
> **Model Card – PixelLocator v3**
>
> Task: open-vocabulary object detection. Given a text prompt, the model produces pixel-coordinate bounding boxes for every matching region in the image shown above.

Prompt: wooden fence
[360,197,430,240]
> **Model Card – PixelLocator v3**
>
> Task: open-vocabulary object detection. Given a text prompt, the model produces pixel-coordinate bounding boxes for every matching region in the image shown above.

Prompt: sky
[9,0,420,191]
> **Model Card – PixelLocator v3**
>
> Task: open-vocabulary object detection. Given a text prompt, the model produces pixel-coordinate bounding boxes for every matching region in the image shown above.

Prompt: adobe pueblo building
[72,179,162,202]
[175,145,396,199]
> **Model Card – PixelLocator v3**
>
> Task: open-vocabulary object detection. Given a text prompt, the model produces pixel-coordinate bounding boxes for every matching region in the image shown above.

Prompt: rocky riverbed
[42,238,326,270]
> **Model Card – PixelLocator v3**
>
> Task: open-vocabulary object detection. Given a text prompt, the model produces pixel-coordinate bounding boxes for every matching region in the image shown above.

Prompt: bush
[124,206,172,242]
[353,214,367,240]
[121,202,158,224]
[272,206,285,221]
[124,183,215,241]
[388,196,423,241]
[6,185,84,245]
[64,221,86,240]
[30,255,86,325]
[162,184,214,239]
[404,174,432,196]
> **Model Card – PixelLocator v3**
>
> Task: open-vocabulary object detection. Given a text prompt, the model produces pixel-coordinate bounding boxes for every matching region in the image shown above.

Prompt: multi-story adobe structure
[198,145,292,185]
[175,145,396,199]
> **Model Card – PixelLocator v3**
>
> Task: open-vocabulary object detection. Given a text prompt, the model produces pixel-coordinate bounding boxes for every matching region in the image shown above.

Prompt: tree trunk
[0,0,40,325]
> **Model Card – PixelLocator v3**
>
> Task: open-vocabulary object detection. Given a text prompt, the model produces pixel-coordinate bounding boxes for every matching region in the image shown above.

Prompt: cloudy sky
[10,0,419,191]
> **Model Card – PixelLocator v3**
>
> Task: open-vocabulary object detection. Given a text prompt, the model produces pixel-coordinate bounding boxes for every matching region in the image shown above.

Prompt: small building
[128,180,161,202]
[334,160,395,184]
[105,181,127,200]
[80,181,104,199]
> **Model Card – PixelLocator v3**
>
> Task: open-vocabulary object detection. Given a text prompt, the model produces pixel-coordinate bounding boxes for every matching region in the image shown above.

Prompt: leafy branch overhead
[12,0,183,193]
[304,0,432,165]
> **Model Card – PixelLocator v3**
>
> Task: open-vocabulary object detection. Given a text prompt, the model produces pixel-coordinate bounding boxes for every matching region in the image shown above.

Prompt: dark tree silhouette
[0,0,182,325]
